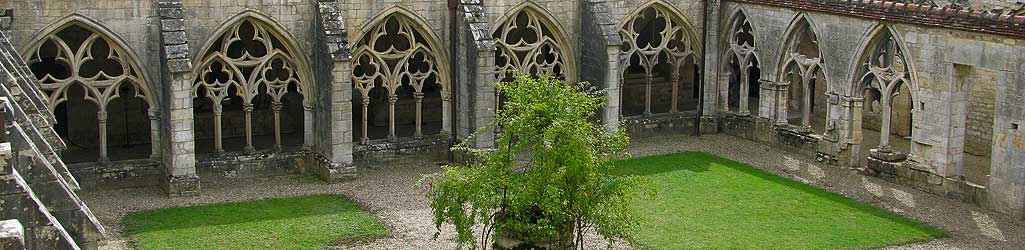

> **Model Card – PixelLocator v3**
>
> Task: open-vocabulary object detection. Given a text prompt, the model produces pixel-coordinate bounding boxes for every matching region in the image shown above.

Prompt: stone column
[359,96,369,145]
[644,73,653,116]
[303,106,313,147]
[700,0,723,134]
[580,0,622,133]
[386,95,397,142]
[272,101,282,151]
[212,104,223,153]
[242,103,255,153]
[848,97,865,167]
[158,1,199,196]
[96,110,108,163]
[773,81,789,125]
[317,0,356,182]
[148,108,160,159]
[801,77,813,128]
[603,46,622,132]
[738,60,750,116]
[414,92,424,139]
[671,67,680,113]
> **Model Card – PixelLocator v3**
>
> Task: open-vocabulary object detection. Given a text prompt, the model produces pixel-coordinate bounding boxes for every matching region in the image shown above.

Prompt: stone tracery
[780,17,827,131]
[855,29,914,154]
[192,19,309,154]
[722,11,760,116]
[618,4,700,117]
[26,23,157,163]
[493,8,569,81]
[352,14,446,144]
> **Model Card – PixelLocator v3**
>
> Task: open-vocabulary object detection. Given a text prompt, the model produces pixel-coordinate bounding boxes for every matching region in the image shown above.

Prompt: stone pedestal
[699,115,718,134]
[163,174,200,197]
[866,148,907,178]
[316,162,356,183]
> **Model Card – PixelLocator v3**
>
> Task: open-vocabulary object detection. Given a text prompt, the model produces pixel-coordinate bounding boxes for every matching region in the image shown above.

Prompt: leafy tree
[422,74,641,249]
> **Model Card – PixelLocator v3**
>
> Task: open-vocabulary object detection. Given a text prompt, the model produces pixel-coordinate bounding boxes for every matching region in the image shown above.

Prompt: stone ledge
[623,112,699,138]
[865,158,990,208]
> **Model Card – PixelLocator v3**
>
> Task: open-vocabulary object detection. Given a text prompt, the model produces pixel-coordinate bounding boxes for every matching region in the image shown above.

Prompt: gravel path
[82,134,1022,250]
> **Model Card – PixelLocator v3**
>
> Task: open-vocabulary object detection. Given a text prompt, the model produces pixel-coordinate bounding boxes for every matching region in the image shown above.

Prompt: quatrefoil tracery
[27,24,151,112]
[193,20,305,106]
[493,10,567,80]
[619,6,697,77]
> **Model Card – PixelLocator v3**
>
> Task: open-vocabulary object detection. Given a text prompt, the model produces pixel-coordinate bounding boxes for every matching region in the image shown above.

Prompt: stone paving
[82,134,1023,250]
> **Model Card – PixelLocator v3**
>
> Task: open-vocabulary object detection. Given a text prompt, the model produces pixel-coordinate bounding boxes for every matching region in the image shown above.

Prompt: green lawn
[615,152,946,250]
[123,195,389,250]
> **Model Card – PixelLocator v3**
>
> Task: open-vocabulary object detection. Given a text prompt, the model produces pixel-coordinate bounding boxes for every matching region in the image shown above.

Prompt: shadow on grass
[615,151,947,239]
[124,194,363,233]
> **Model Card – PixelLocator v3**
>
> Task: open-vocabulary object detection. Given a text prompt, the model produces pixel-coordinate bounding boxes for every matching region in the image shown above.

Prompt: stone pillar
[846,97,865,167]
[148,108,160,159]
[271,101,282,151]
[317,0,356,182]
[414,92,424,139]
[303,106,313,147]
[671,68,680,113]
[96,110,108,163]
[580,0,623,133]
[212,104,223,153]
[602,46,621,132]
[772,80,789,125]
[158,1,199,197]
[242,104,255,153]
[700,0,722,134]
[738,62,750,116]
[644,74,653,116]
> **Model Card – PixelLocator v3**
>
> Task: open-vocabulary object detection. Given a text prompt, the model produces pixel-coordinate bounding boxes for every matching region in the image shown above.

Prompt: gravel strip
[82,134,1023,250]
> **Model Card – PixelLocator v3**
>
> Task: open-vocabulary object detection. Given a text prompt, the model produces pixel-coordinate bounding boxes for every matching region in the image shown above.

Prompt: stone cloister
[1,0,1024,247]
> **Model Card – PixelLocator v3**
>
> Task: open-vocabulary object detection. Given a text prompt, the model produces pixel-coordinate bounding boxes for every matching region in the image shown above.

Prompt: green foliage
[422,75,640,249]
[615,152,947,249]
[123,195,389,250]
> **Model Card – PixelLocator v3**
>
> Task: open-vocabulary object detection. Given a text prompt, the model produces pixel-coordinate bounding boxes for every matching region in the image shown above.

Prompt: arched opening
[351,13,446,145]
[493,6,572,112]
[192,18,310,155]
[618,4,700,117]
[853,29,914,165]
[25,22,156,164]
[723,11,759,115]
[781,17,827,132]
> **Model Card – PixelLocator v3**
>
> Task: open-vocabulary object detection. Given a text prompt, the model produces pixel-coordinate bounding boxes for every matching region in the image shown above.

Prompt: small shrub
[422,74,642,249]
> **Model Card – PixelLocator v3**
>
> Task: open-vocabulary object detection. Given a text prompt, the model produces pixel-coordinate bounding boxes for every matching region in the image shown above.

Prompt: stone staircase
[0,32,105,249]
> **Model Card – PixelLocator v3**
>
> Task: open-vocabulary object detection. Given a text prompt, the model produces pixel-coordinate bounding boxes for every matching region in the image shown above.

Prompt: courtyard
[82,134,1022,250]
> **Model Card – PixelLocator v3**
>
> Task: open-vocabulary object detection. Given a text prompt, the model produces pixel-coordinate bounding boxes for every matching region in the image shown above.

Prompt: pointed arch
[492,1,578,83]
[847,24,919,105]
[350,7,451,144]
[617,0,703,116]
[191,11,316,154]
[23,14,158,163]
[847,23,919,156]
[23,14,156,110]
[718,7,761,116]
[192,10,315,106]
[776,13,830,130]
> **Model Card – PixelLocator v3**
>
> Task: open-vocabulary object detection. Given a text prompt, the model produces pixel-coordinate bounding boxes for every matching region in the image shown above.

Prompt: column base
[163,174,200,197]
[315,162,356,183]
[699,115,718,135]
[866,149,907,178]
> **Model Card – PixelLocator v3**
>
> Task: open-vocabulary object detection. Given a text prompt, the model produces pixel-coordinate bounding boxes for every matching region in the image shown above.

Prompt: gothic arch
[191,11,314,154]
[23,15,159,163]
[617,0,703,116]
[491,1,578,83]
[350,7,450,144]
[719,8,761,115]
[776,13,830,130]
[23,14,157,109]
[847,24,919,157]
[193,10,315,105]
